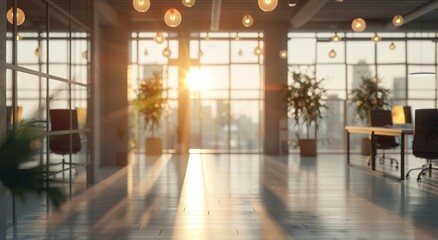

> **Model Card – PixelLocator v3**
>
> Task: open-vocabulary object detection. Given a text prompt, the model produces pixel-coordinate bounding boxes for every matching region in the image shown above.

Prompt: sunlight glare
[187,68,206,91]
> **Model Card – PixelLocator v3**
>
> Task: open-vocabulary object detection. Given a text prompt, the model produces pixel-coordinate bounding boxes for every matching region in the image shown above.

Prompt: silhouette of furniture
[370,109,400,168]
[406,109,438,181]
[49,109,82,176]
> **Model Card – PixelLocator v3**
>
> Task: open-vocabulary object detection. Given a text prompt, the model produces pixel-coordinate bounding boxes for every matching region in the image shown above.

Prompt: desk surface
[345,126,414,135]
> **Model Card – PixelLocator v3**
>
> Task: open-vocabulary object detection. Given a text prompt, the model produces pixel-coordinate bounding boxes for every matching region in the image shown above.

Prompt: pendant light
[392,15,404,27]
[328,49,336,58]
[331,33,341,42]
[133,0,150,13]
[163,47,171,58]
[154,32,165,44]
[372,33,381,42]
[258,0,278,12]
[164,8,182,27]
[254,46,263,56]
[279,50,288,59]
[389,42,396,50]
[238,49,243,56]
[182,0,195,7]
[34,47,42,57]
[351,18,366,32]
[242,15,254,27]
[7,7,25,25]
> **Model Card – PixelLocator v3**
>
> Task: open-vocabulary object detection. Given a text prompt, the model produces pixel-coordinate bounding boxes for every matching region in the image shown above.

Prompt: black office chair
[370,109,400,168]
[406,109,438,181]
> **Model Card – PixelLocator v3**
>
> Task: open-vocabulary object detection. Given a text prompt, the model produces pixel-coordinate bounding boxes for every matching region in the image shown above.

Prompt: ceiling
[103,0,438,32]
[10,0,438,33]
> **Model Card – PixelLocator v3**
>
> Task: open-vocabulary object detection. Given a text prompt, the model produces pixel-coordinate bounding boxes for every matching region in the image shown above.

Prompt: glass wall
[288,32,438,153]
[5,0,91,220]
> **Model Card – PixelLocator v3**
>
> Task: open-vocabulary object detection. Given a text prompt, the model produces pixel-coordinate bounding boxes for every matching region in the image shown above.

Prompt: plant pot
[299,139,317,156]
[145,137,162,156]
[361,137,371,156]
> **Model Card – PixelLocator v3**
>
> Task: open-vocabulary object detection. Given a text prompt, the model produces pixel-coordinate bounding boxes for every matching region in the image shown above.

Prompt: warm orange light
[154,32,165,44]
[7,7,25,25]
[331,33,341,42]
[242,15,254,27]
[372,33,381,42]
[329,49,336,58]
[132,0,150,12]
[279,50,288,59]
[392,15,404,27]
[352,18,366,32]
[389,42,396,50]
[162,47,171,58]
[258,0,278,12]
[182,0,195,7]
[164,8,182,27]
[254,46,263,56]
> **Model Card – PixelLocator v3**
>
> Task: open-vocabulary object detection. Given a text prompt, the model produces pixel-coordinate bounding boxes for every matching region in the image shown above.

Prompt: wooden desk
[345,126,414,180]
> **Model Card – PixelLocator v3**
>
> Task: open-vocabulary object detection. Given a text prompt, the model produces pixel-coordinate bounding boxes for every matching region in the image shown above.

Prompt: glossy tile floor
[6,153,438,239]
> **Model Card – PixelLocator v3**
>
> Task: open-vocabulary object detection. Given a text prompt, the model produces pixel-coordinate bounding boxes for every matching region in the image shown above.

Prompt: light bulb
[351,18,366,32]
[16,33,22,41]
[82,50,88,60]
[242,15,254,27]
[154,32,165,44]
[164,8,182,27]
[238,49,243,56]
[162,47,171,58]
[182,0,195,7]
[279,50,288,59]
[328,49,336,58]
[335,0,344,2]
[7,7,25,25]
[392,15,404,27]
[254,46,263,56]
[372,33,381,42]
[132,0,150,12]
[331,33,341,42]
[34,47,42,57]
[258,0,278,12]
[198,50,203,57]
[389,42,396,50]
[144,49,149,56]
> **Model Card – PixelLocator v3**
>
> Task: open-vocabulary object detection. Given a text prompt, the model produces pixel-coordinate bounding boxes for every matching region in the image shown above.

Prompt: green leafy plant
[351,76,391,124]
[286,71,328,139]
[0,122,66,208]
[133,71,167,136]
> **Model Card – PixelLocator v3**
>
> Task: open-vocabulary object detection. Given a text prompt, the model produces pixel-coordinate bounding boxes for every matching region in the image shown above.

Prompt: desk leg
[400,133,405,181]
[346,130,350,165]
[371,132,376,171]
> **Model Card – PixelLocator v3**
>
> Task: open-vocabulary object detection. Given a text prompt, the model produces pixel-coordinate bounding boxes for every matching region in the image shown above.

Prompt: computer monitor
[391,105,412,125]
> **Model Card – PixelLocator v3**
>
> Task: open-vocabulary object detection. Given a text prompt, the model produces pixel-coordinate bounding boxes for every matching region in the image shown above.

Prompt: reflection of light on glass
[187,68,205,91]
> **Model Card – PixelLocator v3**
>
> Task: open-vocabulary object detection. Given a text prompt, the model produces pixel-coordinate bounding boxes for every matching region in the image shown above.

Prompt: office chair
[406,109,438,181]
[49,109,82,176]
[370,109,400,168]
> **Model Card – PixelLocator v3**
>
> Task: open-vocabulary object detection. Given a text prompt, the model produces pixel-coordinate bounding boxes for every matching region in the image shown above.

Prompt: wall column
[98,25,129,166]
[177,33,190,154]
[263,23,289,155]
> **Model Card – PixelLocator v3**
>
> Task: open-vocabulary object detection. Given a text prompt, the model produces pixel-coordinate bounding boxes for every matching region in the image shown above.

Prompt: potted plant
[350,75,391,155]
[133,71,167,156]
[286,71,328,156]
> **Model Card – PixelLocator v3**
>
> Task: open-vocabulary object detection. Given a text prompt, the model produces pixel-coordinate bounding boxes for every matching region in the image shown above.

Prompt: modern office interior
[2,0,438,239]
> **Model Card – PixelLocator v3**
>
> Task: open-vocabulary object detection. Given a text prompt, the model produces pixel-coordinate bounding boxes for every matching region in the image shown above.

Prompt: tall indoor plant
[286,71,328,156]
[350,75,391,155]
[133,71,167,156]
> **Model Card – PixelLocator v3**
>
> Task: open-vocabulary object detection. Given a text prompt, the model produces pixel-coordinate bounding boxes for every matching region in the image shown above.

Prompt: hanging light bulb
[7,7,26,25]
[328,49,336,58]
[198,49,203,57]
[389,42,396,50]
[242,15,254,27]
[238,49,243,56]
[351,18,366,32]
[254,46,263,56]
[331,33,341,42]
[392,15,404,27]
[34,47,42,57]
[258,0,278,12]
[335,0,344,2]
[82,50,88,60]
[154,32,165,44]
[182,0,195,7]
[132,0,150,13]
[164,8,182,27]
[205,32,210,41]
[16,33,22,41]
[144,49,149,56]
[235,33,240,41]
[162,47,171,58]
[279,50,288,59]
[372,33,381,42]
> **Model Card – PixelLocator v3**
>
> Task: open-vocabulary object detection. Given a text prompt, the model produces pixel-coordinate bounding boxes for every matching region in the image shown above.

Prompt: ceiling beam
[210,0,222,31]
[290,0,329,29]
[385,0,438,29]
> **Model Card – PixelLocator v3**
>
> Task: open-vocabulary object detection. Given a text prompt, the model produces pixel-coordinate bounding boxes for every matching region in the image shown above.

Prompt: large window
[288,32,438,152]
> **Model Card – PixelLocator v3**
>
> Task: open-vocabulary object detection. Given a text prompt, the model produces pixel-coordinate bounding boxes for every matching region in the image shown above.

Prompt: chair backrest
[370,109,393,127]
[49,109,81,154]
[370,109,398,147]
[413,109,438,158]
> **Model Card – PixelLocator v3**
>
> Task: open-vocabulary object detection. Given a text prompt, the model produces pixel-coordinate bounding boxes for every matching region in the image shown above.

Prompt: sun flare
[186,68,206,91]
